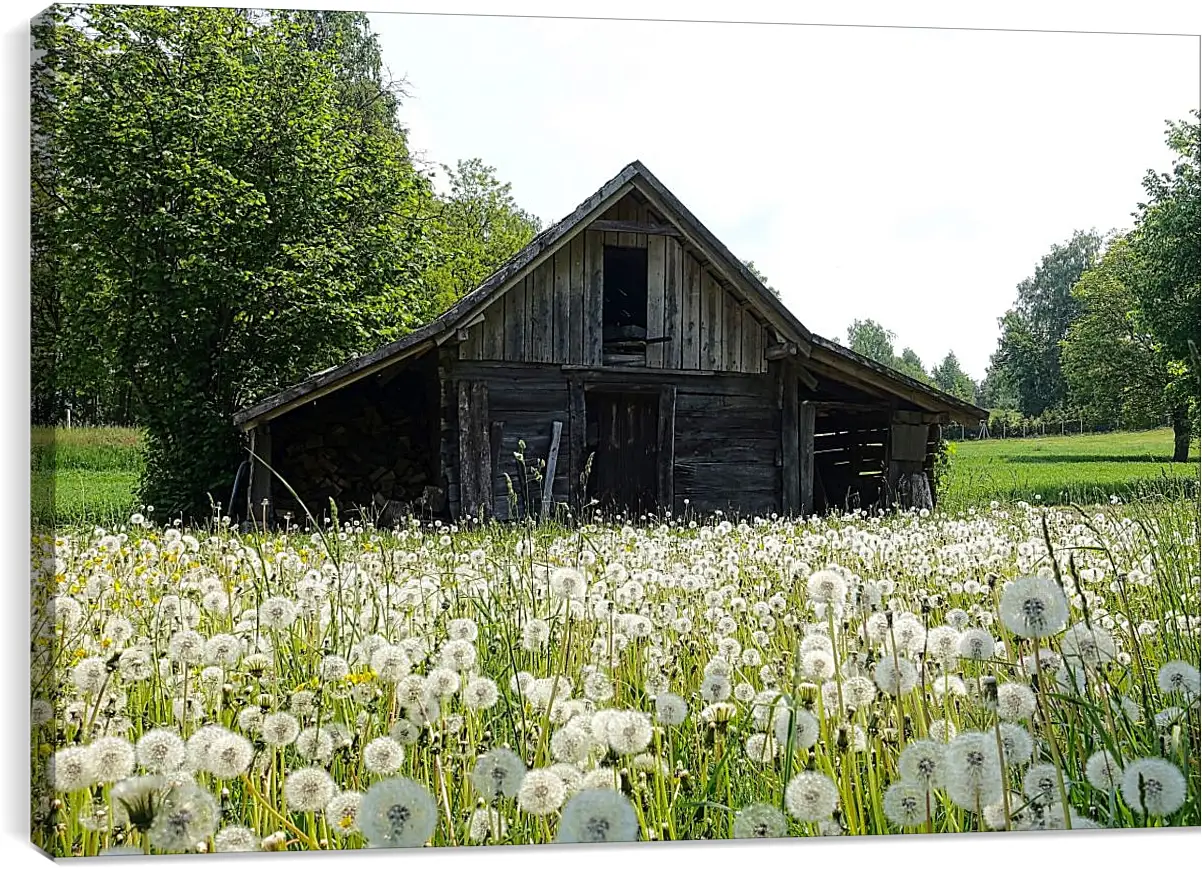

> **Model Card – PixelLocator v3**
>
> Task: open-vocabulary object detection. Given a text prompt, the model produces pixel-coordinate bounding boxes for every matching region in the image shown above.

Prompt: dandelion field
[30,497,1201,858]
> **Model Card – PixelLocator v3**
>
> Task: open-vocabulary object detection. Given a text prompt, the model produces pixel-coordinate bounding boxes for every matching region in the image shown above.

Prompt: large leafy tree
[32,5,438,518]
[894,347,932,384]
[424,159,542,313]
[989,230,1103,416]
[1126,112,1200,461]
[846,318,897,364]
[930,352,978,404]
[1061,235,1170,432]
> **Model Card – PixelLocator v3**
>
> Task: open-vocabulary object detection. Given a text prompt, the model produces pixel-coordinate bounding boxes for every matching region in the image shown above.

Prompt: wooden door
[590,391,660,517]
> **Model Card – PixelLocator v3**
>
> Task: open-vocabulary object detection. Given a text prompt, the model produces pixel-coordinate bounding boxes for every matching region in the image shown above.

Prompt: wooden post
[457,381,491,522]
[540,421,563,522]
[886,412,930,511]
[657,386,676,514]
[781,367,800,515]
[799,400,815,516]
[567,378,587,515]
[248,423,273,527]
[490,421,505,519]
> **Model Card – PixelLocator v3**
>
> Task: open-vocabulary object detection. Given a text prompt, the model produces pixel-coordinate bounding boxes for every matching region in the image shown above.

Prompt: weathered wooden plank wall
[449,362,572,521]
[457,192,770,376]
[672,373,780,517]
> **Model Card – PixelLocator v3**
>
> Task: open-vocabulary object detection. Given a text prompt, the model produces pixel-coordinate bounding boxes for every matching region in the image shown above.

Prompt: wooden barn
[232,161,987,526]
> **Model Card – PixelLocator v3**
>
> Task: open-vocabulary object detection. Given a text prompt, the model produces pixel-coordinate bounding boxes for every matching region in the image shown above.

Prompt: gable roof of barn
[233,161,987,429]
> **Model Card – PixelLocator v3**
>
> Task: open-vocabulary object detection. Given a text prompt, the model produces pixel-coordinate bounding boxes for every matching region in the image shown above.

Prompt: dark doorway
[587,390,660,517]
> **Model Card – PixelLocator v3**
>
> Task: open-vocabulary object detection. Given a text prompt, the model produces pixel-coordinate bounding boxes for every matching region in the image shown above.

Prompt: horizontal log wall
[459,193,768,376]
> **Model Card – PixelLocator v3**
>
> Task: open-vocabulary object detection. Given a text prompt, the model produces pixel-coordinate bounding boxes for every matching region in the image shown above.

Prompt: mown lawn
[30,426,144,527]
[941,427,1199,510]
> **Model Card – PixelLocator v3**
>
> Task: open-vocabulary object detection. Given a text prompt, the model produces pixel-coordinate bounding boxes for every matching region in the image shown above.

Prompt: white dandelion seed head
[260,712,300,747]
[772,703,819,750]
[655,692,688,726]
[517,768,568,816]
[136,728,186,773]
[605,710,653,755]
[471,747,527,801]
[1059,622,1117,668]
[1085,750,1123,792]
[71,657,109,696]
[49,745,98,792]
[363,737,406,775]
[283,767,336,812]
[958,627,995,662]
[999,576,1069,639]
[1157,660,1200,700]
[995,682,1037,721]
[996,723,1033,767]
[1022,763,1062,806]
[358,777,438,847]
[783,771,838,822]
[325,791,363,837]
[468,807,508,843]
[732,802,788,839]
[944,732,1004,811]
[1120,757,1186,816]
[214,826,259,852]
[556,789,639,843]
[806,569,848,606]
[873,656,919,696]
[883,780,931,829]
[147,781,219,853]
[202,731,253,779]
[898,738,946,788]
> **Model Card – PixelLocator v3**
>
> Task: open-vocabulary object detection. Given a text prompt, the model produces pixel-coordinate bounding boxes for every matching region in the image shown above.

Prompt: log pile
[274,395,436,522]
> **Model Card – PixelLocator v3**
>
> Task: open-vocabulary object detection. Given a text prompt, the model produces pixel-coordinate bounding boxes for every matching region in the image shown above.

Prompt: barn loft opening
[602,245,648,335]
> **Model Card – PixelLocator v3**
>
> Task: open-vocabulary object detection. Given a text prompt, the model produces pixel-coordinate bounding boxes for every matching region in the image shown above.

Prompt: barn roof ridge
[233,161,986,429]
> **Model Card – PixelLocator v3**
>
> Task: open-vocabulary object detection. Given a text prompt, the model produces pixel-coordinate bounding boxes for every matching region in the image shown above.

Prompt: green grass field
[30,426,144,527]
[29,426,1200,526]
[940,427,1199,510]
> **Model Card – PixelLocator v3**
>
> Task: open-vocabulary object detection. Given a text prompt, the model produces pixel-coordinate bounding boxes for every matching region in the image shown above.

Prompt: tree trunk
[1170,402,1191,463]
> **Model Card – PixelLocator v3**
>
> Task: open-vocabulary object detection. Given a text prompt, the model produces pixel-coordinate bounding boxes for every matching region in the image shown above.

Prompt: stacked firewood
[276,402,434,518]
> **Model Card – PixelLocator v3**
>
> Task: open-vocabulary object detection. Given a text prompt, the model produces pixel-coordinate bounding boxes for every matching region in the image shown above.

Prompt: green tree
[1126,112,1200,461]
[423,159,541,312]
[930,352,978,404]
[32,5,438,517]
[742,260,781,298]
[990,230,1103,416]
[894,347,932,384]
[976,365,1018,410]
[1061,235,1169,432]
[846,318,897,364]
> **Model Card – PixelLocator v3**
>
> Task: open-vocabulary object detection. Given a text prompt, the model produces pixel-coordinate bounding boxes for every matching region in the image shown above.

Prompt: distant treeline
[843,111,1199,461]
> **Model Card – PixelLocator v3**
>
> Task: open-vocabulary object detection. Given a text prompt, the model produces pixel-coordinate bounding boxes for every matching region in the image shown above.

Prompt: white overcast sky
[367,10,1198,379]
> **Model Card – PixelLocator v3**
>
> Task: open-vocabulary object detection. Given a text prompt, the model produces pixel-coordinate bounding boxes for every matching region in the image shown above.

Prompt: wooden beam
[799,401,815,515]
[657,386,676,513]
[781,366,800,515]
[540,421,563,521]
[248,423,273,527]
[810,342,984,425]
[567,377,586,514]
[765,341,798,361]
[490,421,505,519]
[457,381,491,522]
[235,339,436,430]
[589,219,682,237]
